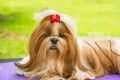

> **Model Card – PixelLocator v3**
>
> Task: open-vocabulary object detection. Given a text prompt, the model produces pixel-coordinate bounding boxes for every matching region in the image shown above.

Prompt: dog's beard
[37,37,67,75]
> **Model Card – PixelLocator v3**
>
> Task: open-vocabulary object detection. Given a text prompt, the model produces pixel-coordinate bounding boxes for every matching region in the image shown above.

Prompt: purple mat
[0,62,120,80]
[0,62,26,80]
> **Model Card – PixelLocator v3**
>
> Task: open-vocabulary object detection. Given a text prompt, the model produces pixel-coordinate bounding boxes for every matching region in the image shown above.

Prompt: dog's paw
[48,76,66,80]
[16,67,31,77]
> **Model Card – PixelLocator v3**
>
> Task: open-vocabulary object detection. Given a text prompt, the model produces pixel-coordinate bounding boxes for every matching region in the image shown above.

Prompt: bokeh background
[0,0,120,59]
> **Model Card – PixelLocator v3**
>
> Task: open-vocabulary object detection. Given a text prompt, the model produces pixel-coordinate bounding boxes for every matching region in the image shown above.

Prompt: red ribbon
[50,14,60,23]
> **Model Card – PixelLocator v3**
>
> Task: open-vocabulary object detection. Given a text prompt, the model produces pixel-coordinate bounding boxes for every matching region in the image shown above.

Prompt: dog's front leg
[71,67,95,80]
[44,76,66,80]
[15,56,30,77]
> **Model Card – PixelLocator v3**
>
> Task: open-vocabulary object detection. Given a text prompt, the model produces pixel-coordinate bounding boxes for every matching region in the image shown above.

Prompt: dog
[15,9,120,80]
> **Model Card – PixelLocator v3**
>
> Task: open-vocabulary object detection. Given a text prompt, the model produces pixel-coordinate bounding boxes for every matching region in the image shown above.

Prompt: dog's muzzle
[49,38,58,50]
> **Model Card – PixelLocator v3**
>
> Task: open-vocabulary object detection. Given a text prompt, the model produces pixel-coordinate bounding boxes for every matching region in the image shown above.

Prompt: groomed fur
[78,39,120,78]
[16,9,120,80]
[16,15,80,80]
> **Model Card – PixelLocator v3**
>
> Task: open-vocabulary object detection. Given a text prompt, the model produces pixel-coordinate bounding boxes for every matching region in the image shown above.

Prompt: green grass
[0,0,120,59]
[0,38,28,59]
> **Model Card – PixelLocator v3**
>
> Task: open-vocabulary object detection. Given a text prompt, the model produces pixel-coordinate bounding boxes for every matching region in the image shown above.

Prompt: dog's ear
[14,16,51,70]
[62,36,80,78]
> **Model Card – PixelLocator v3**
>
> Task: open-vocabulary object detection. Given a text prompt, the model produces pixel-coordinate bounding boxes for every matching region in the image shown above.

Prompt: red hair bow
[50,14,60,23]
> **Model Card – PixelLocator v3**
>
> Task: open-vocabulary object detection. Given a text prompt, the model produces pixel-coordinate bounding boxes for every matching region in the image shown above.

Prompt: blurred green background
[0,0,120,59]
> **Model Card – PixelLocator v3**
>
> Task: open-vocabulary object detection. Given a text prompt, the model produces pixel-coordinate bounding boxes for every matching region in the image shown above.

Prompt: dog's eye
[44,34,49,37]
[59,34,64,38]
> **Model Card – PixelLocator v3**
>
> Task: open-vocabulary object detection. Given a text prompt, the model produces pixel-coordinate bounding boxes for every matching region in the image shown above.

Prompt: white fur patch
[16,68,31,77]
[80,57,93,70]
[75,67,95,80]
[115,40,120,55]
[77,38,83,50]
[49,76,65,80]
[77,39,93,70]
[60,14,77,36]
[33,9,57,20]
[16,56,30,77]
[19,55,30,64]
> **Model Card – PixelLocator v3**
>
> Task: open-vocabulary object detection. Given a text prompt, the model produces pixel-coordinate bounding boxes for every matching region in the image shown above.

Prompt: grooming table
[0,59,120,80]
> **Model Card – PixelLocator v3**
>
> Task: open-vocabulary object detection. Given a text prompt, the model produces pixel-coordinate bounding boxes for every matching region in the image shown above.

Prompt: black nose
[51,38,58,44]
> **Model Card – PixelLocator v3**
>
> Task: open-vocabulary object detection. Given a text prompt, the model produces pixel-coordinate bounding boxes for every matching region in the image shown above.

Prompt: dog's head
[18,9,80,79]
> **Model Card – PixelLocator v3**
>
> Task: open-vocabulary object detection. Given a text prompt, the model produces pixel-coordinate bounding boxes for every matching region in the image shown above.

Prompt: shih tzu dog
[15,9,120,80]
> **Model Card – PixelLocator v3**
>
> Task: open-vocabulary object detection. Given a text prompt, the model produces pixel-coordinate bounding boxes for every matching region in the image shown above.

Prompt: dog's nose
[51,38,58,44]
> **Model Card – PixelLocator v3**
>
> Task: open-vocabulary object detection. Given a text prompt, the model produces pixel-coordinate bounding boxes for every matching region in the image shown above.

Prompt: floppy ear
[15,16,51,71]
[62,34,80,78]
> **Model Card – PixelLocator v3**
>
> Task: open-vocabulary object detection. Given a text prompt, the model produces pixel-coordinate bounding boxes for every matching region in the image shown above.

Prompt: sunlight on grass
[0,38,28,59]
[0,0,120,36]
[0,0,120,58]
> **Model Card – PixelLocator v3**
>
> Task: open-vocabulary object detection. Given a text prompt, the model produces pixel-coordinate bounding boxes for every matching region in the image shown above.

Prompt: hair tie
[50,14,60,23]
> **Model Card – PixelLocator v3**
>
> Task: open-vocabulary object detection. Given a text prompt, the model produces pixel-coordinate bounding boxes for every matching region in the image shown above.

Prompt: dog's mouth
[48,45,59,55]
[49,45,58,50]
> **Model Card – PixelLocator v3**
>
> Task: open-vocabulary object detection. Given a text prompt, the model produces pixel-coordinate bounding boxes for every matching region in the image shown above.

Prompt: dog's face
[30,16,72,58]
[39,19,68,59]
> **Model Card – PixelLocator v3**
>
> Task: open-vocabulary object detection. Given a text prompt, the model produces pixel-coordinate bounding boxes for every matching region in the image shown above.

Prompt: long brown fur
[79,40,120,78]
[17,16,80,80]
[16,10,120,80]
